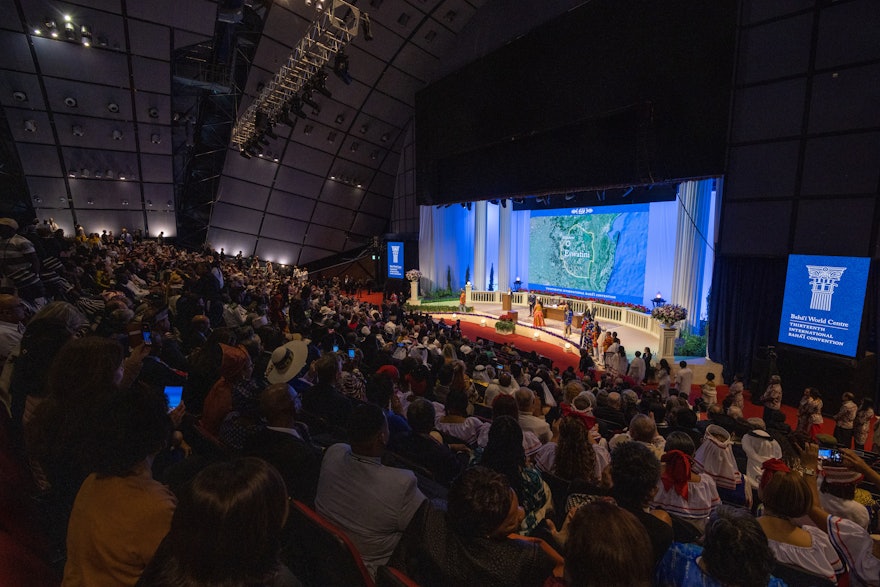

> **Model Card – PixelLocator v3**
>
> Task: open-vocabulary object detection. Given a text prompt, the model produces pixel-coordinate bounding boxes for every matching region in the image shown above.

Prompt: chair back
[770,561,836,587]
[282,499,375,587]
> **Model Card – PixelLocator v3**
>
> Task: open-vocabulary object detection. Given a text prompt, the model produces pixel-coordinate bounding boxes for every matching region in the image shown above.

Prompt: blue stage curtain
[418,205,474,292]
[707,256,787,384]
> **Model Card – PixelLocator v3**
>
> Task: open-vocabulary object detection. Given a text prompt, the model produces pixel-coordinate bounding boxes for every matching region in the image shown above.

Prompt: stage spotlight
[333,52,352,85]
[311,70,332,98]
[335,113,345,124]
[362,12,373,41]
[80,25,92,46]
[64,21,76,41]
[301,90,320,113]
[24,119,37,133]
[239,148,252,159]
[254,111,270,132]
[277,107,295,127]
[289,96,308,119]
[72,125,84,137]
[45,19,58,38]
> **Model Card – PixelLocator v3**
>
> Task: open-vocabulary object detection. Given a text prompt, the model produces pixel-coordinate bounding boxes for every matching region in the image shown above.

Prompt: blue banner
[778,254,870,357]
[387,241,404,279]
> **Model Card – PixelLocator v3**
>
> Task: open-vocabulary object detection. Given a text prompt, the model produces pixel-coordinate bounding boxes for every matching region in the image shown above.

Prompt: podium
[501,293,512,311]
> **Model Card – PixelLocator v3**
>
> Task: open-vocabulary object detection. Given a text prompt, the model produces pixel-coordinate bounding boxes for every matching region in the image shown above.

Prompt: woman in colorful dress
[532,301,545,328]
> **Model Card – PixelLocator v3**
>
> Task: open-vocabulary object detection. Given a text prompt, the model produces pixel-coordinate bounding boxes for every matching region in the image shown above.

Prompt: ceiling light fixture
[303,124,313,135]
[335,113,345,124]
[107,102,119,113]
[94,170,103,179]
[44,19,58,38]
[64,96,77,107]
[147,200,153,207]
[24,119,37,133]
[150,133,161,144]
[13,91,27,102]
[72,125,84,137]
[87,198,94,205]
[105,170,113,179]
[81,168,90,177]
[148,107,159,118]
[380,132,389,142]
[64,21,76,41]
[112,129,123,140]
[80,25,91,46]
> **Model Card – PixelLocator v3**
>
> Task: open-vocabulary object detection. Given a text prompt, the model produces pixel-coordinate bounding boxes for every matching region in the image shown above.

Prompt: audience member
[315,403,426,576]
[137,458,299,586]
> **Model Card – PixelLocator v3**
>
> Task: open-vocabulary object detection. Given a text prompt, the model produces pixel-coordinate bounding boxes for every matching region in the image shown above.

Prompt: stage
[416,295,724,383]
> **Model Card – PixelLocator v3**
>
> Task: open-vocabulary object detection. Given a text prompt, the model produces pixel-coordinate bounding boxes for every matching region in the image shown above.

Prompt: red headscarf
[661,450,692,498]
[561,403,596,431]
[760,458,791,490]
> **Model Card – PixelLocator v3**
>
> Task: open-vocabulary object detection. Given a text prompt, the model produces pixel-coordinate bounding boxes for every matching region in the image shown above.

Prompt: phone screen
[164,386,183,410]
[818,448,842,464]
[332,344,339,353]
[497,364,504,370]
[348,348,356,359]
[141,324,152,346]
[398,342,405,347]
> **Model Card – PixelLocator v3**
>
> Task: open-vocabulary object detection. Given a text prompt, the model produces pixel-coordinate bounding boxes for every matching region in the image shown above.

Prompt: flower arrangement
[495,313,517,334]
[651,304,688,326]
[405,269,422,282]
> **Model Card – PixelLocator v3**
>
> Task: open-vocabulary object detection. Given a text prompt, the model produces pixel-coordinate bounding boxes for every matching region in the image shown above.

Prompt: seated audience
[609,441,674,564]
[434,387,486,448]
[137,457,299,586]
[63,387,177,587]
[389,397,465,486]
[515,387,551,443]
[561,501,654,587]
[651,432,720,536]
[315,403,426,577]
[695,424,747,505]
[656,505,785,586]
[390,467,559,586]
[481,416,550,534]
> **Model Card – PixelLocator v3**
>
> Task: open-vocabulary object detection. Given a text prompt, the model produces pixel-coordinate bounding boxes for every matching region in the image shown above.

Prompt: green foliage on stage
[494,319,516,334]
[675,331,707,358]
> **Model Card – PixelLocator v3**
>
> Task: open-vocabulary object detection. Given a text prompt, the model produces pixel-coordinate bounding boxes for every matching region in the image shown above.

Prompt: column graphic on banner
[387,241,404,278]
[806,265,846,311]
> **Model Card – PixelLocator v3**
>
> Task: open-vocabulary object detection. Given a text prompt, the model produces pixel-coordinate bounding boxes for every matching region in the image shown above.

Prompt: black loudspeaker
[775,346,877,416]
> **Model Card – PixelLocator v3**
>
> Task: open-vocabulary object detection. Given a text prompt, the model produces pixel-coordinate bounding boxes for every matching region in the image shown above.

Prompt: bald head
[514,387,536,412]
[260,383,297,428]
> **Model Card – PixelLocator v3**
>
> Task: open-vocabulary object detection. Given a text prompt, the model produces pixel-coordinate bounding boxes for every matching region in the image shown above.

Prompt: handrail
[468,290,661,338]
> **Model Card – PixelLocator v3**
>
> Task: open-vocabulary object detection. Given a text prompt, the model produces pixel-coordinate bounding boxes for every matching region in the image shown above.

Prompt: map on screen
[528,204,649,304]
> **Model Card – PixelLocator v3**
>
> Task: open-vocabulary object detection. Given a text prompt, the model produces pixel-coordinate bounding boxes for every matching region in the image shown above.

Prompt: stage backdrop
[419,183,715,319]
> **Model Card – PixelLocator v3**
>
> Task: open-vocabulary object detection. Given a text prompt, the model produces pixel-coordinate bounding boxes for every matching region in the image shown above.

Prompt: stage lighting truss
[231,0,360,151]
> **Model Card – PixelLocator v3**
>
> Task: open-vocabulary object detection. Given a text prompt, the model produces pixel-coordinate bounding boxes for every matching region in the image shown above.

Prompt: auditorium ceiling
[0,0,583,265]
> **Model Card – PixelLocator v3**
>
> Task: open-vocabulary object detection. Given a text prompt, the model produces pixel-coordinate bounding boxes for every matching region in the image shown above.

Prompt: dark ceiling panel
[281,142,335,177]
[54,114,137,150]
[76,209,146,234]
[128,20,171,61]
[127,0,216,35]
[32,38,130,85]
[224,149,280,187]
[262,6,309,46]
[265,190,316,221]
[63,147,139,179]
[211,202,264,234]
[42,77,132,119]
[132,56,171,94]
[216,176,271,211]
[141,183,174,210]
[0,72,44,109]
[134,91,172,124]
[69,178,143,209]
[26,176,66,201]
[305,224,348,250]
[311,200,355,227]
[139,153,173,183]
[0,31,34,71]
[7,107,54,145]
[359,192,393,217]
[275,166,326,197]
[260,213,307,243]
[17,143,62,176]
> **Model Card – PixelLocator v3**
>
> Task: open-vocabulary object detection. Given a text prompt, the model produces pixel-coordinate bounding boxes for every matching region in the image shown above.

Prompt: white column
[473,201,487,290]
[498,202,511,292]
[671,179,712,331]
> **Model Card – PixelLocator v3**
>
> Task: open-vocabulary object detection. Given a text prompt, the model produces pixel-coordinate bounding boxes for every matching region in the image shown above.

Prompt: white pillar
[409,280,420,305]
[465,282,472,304]
[660,326,677,362]
[473,201,487,291]
[671,179,712,332]
[498,203,511,292]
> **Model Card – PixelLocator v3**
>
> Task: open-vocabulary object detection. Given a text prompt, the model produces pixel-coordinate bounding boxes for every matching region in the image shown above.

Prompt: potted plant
[495,313,516,335]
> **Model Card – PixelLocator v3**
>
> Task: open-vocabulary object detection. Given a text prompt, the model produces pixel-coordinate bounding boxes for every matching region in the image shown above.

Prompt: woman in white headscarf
[695,424,749,507]
[741,428,782,500]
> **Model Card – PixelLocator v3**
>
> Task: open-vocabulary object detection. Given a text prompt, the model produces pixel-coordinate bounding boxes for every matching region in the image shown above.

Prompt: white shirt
[315,444,426,577]
[675,367,694,393]
[0,320,23,365]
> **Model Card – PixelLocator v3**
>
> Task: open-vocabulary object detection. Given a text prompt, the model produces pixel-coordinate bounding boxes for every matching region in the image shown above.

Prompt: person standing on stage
[527,291,537,316]
[562,301,573,337]
[458,289,466,312]
[532,300,545,328]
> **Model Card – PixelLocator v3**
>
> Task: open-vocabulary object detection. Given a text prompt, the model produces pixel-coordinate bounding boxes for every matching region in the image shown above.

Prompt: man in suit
[527,292,537,316]
[242,383,323,504]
